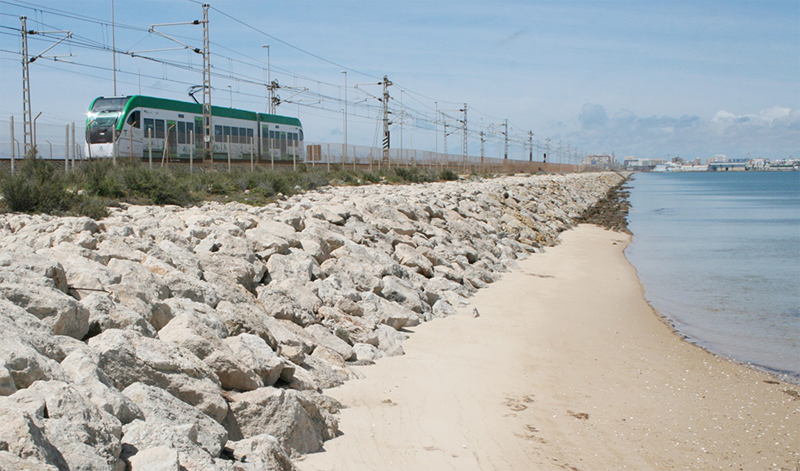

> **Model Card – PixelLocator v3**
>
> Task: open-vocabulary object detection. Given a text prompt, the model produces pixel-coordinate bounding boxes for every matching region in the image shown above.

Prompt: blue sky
[1,0,798,161]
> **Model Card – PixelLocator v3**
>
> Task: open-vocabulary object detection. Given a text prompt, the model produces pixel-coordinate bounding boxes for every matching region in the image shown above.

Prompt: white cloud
[566,104,799,161]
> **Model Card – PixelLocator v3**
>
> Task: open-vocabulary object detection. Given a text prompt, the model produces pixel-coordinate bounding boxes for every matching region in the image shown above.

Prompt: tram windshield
[87,97,130,144]
[91,97,129,113]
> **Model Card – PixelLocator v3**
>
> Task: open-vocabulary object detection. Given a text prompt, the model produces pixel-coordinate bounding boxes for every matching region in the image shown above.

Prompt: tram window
[223,126,231,143]
[177,122,186,144]
[215,125,223,142]
[231,127,239,144]
[240,128,247,144]
[144,118,155,137]
[155,119,165,139]
[247,128,254,144]
[299,129,304,141]
[127,111,141,128]
[195,121,202,138]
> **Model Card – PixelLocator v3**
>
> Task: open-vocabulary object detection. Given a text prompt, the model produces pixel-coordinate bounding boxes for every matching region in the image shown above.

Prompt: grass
[0,158,468,218]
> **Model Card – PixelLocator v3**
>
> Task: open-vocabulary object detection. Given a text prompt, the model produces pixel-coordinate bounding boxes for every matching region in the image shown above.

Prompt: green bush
[120,163,195,205]
[1,157,72,214]
[439,168,459,181]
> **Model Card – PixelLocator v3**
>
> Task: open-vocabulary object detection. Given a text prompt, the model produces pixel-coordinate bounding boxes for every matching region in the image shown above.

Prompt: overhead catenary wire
[0,1,577,158]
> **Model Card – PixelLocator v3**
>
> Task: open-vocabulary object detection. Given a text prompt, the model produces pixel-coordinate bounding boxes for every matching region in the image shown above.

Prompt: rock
[471,307,481,318]
[0,337,67,393]
[298,234,331,264]
[304,324,355,361]
[222,387,339,455]
[0,451,60,471]
[224,334,284,387]
[127,446,180,471]
[0,395,67,469]
[6,380,125,471]
[0,279,90,339]
[226,434,296,471]
[376,324,406,357]
[214,301,277,350]
[256,287,319,327]
[88,329,227,422]
[265,249,322,284]
[432,299,459,317]
[199,254,260,294]
[122,382,227,457]
[352,343,385,363]
[379,275,429,315]
[319,306,378,346]
[79,292,158,339]
[60,350,144,425]
[358,292,420,330]
[394,243,434,278]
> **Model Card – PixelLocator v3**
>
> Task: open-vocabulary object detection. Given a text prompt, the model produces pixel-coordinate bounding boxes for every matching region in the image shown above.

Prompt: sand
[298,225,799,471]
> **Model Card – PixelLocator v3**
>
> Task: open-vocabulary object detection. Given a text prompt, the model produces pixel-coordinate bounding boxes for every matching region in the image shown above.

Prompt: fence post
[64,124,69,172]
[189,130,193,174]
[326,143,330,172]
[227,135,231,173]
[148,128,153,170]
[9,116,15,175]
[270,137,274,170]
[250,136,254,172]
[70,122,76,171]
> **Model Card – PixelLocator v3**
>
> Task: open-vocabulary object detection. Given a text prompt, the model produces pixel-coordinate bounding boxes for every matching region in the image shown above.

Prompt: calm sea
[625,171,800,383]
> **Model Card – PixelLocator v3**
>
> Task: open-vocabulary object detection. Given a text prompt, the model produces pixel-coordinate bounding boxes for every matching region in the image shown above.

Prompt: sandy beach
[299,224,799,471]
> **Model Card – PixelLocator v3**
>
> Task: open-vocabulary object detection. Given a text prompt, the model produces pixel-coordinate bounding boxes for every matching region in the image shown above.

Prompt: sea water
[625,171,800,383]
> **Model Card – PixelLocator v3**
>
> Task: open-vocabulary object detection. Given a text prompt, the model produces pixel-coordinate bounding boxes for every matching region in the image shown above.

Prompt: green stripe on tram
[110,95,301,131]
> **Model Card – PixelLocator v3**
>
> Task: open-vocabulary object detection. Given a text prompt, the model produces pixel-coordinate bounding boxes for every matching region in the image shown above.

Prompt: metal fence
[1,116,581,175]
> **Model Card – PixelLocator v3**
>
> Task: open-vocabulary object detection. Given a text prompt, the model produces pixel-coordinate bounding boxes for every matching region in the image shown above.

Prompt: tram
[85,95,303,162]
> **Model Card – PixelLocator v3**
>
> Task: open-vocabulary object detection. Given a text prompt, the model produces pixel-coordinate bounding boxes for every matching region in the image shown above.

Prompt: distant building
[583,154,614,168]
[708,155,747,171]
[623,157,665,170]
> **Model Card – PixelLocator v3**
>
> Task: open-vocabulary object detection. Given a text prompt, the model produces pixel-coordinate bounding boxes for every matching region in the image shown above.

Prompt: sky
[1,0,798,162]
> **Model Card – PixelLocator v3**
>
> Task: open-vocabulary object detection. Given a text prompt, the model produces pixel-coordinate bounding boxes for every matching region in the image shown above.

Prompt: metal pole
[503,119,508,160]
[270,136,274,170]
[381,75,391,167]
[46,140,52,159]
[70,122,75,171]
[326,142,330,172]
[434,101,438,156]
[20,17,32,155]
[129,121,134,160]
[148,127,152,169]
[263,45,273,114]
[64,123,68,172]
[341,71,348,165]
[189,129,193,173]
[400,90,403,164]
[112,0,117,96]
[227,134,231,173]
[201,4,212,163]
[292,137,296,171]
[462,103,467,166]
[250,136,254,172]
[480,130,485,168]
[9,116,15,174]
[32,111,41,156]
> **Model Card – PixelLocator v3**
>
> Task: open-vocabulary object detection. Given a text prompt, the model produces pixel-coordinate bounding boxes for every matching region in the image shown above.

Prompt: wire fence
[0,116,582,175]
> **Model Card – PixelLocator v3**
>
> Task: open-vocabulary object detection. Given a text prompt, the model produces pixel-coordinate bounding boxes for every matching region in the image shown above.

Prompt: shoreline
[299,225,800,471]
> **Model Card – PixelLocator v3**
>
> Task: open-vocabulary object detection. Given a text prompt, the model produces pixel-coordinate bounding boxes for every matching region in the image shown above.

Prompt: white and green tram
[85,95,304,162]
